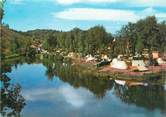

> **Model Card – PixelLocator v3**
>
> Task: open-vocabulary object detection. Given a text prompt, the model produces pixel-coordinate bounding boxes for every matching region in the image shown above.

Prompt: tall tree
[0,0,5,22]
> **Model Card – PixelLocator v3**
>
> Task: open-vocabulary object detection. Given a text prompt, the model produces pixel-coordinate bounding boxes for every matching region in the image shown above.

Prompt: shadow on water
[0,74,26,117]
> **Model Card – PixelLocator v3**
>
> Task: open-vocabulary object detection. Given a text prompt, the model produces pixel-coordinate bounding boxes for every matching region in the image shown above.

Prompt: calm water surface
[1,58,166,117]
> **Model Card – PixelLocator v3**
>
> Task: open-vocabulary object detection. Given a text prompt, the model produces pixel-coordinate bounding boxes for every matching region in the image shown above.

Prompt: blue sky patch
[3,0,166,33]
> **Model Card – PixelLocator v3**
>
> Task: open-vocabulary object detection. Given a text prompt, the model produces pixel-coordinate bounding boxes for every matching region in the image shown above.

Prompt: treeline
[1,16,166,59]
[25,26,113,55]
[26,16,166,57]
[116,16,166,55]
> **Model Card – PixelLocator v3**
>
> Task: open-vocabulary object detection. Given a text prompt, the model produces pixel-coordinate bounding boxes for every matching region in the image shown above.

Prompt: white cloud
[141,7,166,19]
[143,7,156,14]
[23,85,93,108]
[129,0,166,7]
[53,8,166,22]
[54,8,140,22]
[156,13,166,19]
[56,0,118,5]
[60,86,85,107]
[8,0,24,4]
[55,0,166,7]
[137,7,156,18]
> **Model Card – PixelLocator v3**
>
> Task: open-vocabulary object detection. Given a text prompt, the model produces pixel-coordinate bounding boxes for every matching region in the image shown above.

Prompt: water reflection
[22,85,92,108]
[0,74,26,117]
[42,56,113,98]
[114,84,166,113]
[42,56,166,116]
[1,56,166,117]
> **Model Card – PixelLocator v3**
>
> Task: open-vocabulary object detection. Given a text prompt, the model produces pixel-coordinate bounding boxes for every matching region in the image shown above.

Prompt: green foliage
[1,16,165,59]
[26,26,113,55]
[0,0,5,21]
[0,74,26,117]
[135,33,144,54]
[117,16,166,54]
[1,25,32,59]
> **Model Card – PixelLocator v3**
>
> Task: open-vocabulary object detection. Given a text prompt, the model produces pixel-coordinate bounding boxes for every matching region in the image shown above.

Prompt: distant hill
[24,29,59,40]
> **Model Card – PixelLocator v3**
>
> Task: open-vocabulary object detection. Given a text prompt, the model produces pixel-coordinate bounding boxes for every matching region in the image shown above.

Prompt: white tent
[157,58,166,65]
[117,55,123,59]
[110,58,128,69]
[132,60,149,71]
[86,54,96,62]
[132,60,145,67]
[115,80,126,86]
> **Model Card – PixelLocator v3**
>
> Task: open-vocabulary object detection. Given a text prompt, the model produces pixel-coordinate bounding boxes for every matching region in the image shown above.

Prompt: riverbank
[3,53,166,84]
[68,57,166,84]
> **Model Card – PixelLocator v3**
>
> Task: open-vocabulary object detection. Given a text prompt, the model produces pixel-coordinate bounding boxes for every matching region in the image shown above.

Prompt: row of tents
[66,52,166,71]
[88,54,166,71]
[110,55,166,71]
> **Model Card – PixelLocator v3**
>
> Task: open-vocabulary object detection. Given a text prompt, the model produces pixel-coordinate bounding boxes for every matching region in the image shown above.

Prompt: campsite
[1,0,166,117]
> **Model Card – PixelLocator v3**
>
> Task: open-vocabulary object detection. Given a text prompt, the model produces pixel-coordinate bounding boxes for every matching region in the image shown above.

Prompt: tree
[135,33,144,54]
[0,74,26,117]
[117,16,165,55]
[0,0,5,22]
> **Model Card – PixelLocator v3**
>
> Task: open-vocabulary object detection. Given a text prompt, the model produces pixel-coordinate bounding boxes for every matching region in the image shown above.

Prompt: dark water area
[1,57,166,117]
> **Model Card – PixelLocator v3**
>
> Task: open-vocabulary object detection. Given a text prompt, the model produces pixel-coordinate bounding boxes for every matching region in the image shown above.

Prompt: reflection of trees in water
[42,56,113,98]
[2,56,166,113]
[0,57,40,117]
[114,84,166,112]
[0,74,26,117]
[1,56,42,75]
[59,71,113,99]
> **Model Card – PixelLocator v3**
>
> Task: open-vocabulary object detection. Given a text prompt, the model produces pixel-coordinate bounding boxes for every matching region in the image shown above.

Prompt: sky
[2,0,166,33]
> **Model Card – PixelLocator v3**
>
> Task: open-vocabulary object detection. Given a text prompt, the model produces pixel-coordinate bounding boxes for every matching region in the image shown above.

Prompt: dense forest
[0,0,166,59]
[117,16,166,55]
[26,26,113,55]
[1,16,166,59]
[25,16,166,56]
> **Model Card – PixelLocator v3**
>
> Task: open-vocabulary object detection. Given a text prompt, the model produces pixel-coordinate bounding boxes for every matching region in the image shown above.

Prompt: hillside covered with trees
[0,25,32,58]
[39,26,113,55]
[1,15,166,59]
[23,16,166,57]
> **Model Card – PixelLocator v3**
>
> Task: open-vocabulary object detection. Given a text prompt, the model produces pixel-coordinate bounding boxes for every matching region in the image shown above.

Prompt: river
[1,57,166,117]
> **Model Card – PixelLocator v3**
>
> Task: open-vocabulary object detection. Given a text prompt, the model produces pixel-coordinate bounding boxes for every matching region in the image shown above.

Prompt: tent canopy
[110,58,128,69]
